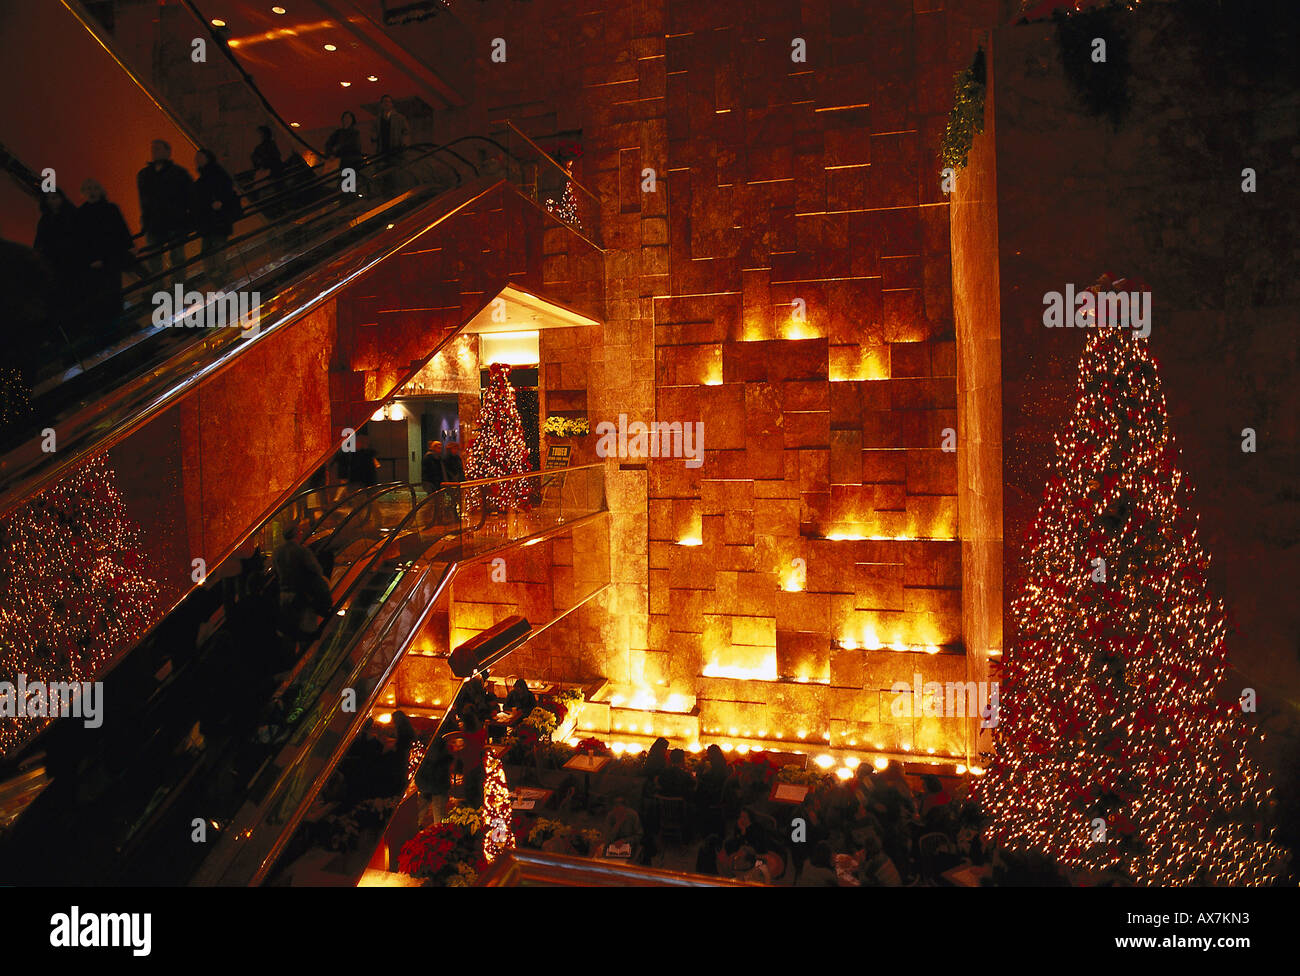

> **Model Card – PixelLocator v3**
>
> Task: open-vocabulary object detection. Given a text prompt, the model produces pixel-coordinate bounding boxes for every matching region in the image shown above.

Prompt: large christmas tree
[0,455,160,756]
[465,362,531,509]
[977,299,1285,885]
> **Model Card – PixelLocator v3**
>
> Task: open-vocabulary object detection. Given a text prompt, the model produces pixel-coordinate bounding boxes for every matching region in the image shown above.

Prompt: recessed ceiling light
[272,5,286,13]
[211,19,226,27]
[323,43,337,51]
[340,81,351,87]
[290,121,301,127]
[367,75,379,82]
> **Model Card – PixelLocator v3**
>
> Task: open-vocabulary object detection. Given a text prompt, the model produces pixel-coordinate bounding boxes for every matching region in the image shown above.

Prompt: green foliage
[940,47,986,170]
[523,706,557,740]
[1054,4,1131,128]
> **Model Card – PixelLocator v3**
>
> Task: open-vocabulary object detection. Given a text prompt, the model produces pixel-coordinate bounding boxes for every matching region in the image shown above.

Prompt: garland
[940,48,987,170]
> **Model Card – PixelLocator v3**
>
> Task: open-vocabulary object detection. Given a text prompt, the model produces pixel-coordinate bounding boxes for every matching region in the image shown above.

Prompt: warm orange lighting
[835,767,854,781]
[873,757,889,770]
[677,536,703,547]
[324,43,337,51]
[211,19,227,27]
[814,754,835,769]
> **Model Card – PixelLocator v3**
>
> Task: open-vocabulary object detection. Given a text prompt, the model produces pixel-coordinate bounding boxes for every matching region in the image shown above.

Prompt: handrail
[496,120,599,201]
[457,461,605,490]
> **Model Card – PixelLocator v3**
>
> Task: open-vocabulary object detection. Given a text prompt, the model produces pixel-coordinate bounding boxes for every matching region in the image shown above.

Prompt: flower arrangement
[525,819,603,857]
[522,706,557,741]
[553,687,584,708]
[398,820,470,880]
[445,803,484,833]
[399,805,490,884]
[575,736,609,757]
[543,415,590,438]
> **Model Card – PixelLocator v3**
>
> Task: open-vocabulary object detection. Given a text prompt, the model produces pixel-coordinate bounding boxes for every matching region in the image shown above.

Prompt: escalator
[0,477,451,883]
[0,463,608,885]
[1,0,596,519]
[0,133,524,516]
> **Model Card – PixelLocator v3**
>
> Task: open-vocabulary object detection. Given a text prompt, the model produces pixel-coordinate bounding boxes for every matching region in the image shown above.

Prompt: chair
[654,794,688,846]
[918,831,956,881]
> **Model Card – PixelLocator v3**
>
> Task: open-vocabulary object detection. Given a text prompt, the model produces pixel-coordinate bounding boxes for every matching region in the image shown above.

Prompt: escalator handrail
[201,491,465,884]
[119,143,465,301]
[314,482,422,558]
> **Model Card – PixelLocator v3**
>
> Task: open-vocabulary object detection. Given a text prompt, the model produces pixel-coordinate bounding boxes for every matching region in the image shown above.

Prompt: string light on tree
[0,455,159,756]
[465,362,531,511]
[481,751,514,863]
[976,281,1286,885]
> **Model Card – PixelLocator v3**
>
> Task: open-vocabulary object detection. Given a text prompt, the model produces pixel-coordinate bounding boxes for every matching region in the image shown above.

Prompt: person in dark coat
[324,111,365,194]
[75,179,135,340]
[250,125,286,218]
[34,191,80,341]
[191,149,241,282]
[442,441,465,482]
[250,125,283,179]
[272,522,333,649]
[421,440,445,486]
[136,139,193,276]
[34,191,79,286]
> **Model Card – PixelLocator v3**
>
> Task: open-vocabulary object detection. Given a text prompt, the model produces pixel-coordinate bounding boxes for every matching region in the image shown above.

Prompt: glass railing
[194,465,608,884]
[458,462,608,558]
[478,849,751,887]
[489,121,602,248]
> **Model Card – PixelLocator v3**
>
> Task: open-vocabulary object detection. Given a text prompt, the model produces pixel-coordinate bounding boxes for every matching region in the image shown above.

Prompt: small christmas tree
[0,455,160,756]
[977,287,1286,885]
[481,751,515,863]
[465,362,531,510]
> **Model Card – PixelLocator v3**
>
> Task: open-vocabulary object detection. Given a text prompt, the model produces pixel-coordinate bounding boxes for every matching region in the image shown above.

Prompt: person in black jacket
[191,149,241,282]
[76,179,134,339]
[250,125,286,218]
[136,139,192,276]
[442,440,465,482]
[33,191,80,339]
[421,440,445,486]
[324,111,365,195]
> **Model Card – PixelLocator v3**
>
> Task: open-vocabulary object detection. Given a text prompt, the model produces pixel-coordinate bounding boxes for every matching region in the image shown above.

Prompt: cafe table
[562,753,612,809]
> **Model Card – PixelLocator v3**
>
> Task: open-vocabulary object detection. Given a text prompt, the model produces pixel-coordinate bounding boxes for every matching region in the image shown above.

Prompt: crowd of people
[589,738,990,885]
[23,98,413,364]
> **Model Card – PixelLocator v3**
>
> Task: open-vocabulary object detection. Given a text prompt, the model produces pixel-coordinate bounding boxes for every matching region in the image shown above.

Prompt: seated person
[795,841,838,886]
[503,678,537,723]
[695,834,723,875]
[732,845,783,884]
[603,796,642,854]
[654,748,696,799]
[855,832,902,887]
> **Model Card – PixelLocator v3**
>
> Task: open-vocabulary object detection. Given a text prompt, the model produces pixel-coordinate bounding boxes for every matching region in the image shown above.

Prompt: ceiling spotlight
[211,19,226,27]
[272,5,286,13]
[324,43,337,51]
[367,75,379,82]
[289,121,301,127]
[340,80,351,87]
